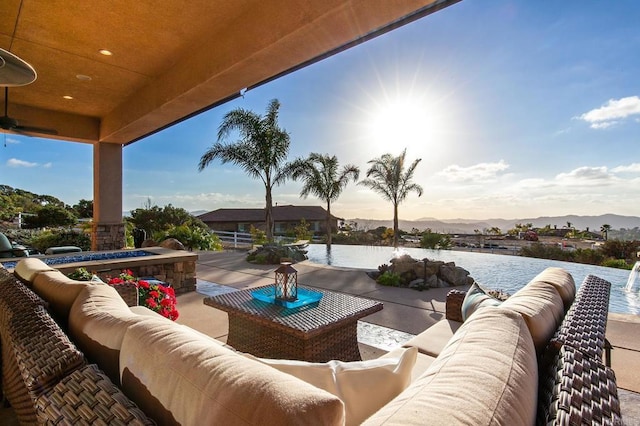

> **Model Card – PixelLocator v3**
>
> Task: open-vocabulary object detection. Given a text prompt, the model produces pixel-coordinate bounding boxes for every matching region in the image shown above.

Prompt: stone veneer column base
[92,222,125,251]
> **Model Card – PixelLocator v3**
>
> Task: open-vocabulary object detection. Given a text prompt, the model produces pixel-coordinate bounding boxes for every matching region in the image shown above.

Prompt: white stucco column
[92,142,125,250]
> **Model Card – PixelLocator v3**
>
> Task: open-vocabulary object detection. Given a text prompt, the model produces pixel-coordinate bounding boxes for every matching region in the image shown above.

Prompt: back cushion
[501,279,565,352]
[364,307,538,426]
[13,258,55,285]
[120,320,345,426]
[32,270,90,324]
[68,284,166,385]
[531,267,575,311]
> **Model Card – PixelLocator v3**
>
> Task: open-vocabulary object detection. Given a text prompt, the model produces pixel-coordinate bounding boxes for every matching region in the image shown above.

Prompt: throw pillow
[246,346,417,426]
[461,282,503,321]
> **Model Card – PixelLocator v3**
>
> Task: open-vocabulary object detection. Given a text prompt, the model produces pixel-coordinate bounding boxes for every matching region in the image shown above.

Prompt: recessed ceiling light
[76,74,92,81]
[63,95,74,100]
[99,49,113,56]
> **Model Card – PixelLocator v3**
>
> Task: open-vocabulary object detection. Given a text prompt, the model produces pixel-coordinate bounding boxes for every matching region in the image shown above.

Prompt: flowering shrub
[107,269,179,320]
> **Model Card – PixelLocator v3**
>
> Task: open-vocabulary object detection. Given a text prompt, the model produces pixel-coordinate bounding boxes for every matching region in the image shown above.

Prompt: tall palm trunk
[326,200,332,247]
[265,189,274,242]
[393,202,399,248]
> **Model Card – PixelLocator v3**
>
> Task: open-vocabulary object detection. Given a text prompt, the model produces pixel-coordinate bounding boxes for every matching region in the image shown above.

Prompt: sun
[366,97,436,152]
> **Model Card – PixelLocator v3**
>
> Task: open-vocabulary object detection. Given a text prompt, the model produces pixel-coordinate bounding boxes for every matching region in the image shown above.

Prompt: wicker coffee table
[203,285,383,362]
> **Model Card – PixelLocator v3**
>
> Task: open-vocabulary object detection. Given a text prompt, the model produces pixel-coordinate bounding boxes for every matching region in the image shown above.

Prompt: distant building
[197,205,341,235]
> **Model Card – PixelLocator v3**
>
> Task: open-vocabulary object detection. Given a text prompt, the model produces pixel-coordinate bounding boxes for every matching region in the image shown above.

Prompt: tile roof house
[197,205,341,236]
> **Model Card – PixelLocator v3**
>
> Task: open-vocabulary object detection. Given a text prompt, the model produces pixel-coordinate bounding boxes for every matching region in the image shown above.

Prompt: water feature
[305,244,640,315]
[0,249,157,269]
[625,261,640,292]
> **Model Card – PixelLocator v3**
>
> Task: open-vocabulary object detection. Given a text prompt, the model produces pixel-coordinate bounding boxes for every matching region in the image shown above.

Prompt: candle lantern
[274,262,298,302]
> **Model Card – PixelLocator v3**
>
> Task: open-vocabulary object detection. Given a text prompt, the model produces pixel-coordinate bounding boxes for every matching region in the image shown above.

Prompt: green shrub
[67,267,93,281]
[601,258,632,270]
[377,271,401,287]
[158,224,222,251]
[519,243,574,262]
[250,225,267,245]
[254,254,268,264]
[29,230,91,252]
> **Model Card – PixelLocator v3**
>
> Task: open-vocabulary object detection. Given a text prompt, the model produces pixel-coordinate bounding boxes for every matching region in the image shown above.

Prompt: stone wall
[92,222,125,251]
[87,259,196,294]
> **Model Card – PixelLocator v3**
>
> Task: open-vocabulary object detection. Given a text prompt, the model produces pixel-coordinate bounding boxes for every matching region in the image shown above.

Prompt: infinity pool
[305,244,639,315]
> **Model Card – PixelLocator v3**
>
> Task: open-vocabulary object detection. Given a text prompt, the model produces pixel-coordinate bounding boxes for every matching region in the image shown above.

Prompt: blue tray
[251,286,323,308]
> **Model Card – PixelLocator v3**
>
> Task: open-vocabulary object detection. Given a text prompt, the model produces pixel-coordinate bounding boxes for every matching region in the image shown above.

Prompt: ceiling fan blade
[2,87,59,136]
[13,125,58,136]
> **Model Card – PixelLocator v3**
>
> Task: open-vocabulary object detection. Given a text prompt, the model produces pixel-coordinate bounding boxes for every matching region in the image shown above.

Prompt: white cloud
[4,137,20,145]
[555,166,616,186]
[612,163,640,173]
[578,96,640,129]
[438,160,509,182]
[43,162,52,168]
[590,121,616,129]
[7,158,38,168]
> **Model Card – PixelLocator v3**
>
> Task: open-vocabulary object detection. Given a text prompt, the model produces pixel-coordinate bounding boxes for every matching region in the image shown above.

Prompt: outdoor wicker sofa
[0,258,622,425]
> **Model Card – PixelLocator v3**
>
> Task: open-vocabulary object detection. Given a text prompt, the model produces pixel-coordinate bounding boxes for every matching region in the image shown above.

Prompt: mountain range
[345,214,640,234]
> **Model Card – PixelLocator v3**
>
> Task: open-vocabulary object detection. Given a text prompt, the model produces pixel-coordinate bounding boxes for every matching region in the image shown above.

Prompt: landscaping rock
[159,238,186,251]
[371,253,475,291]
[439,263,471,286]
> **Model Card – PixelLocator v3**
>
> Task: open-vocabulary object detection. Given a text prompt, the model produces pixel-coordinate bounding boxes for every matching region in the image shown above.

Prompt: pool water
[1,249,157,269]
[305,244,640,315]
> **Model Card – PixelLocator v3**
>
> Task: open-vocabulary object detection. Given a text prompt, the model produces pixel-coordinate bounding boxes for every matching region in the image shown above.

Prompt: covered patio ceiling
[0,0,460,145]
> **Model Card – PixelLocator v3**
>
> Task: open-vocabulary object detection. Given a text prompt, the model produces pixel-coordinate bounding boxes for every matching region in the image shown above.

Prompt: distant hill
[347,214,640,234]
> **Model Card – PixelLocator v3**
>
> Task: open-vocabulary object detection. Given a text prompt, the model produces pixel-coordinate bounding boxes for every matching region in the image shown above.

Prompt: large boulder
[159,238,186,251]
[439,263,471,287]
[391,254,418,275]
[424,260,445,276]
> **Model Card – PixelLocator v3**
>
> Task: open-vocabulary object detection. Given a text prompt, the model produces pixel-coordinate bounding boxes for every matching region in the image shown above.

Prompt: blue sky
[2,1,640,221]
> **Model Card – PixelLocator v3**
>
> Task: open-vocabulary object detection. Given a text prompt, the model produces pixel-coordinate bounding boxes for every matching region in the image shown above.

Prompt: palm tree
[601,224,611,241]
[288,153,359,247]
[198,99,292,241]
[358,149,423,248]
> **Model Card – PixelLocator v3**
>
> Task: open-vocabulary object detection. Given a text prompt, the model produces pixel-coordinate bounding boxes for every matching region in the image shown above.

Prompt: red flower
[107,270,178,321]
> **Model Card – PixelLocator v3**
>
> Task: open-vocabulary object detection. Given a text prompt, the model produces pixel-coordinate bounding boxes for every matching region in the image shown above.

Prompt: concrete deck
[178,250,640,425]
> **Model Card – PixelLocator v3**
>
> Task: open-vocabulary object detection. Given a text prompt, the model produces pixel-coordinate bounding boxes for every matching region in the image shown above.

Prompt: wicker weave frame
[0,266,154,425]
[552,274,611,363]
[538,344,621,425]
[204,285,383,362]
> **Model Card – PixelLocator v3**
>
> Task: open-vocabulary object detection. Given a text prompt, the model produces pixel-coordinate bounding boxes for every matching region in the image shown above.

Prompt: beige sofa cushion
[402,319,462,357]
[120,320,345,426]
[531,267,575,310]
[364,307,538,426]
[32,270,91,323]
[68,284,167,385]
[501,279,564,352]
[13,258,54,284]
[247,347,417,426]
